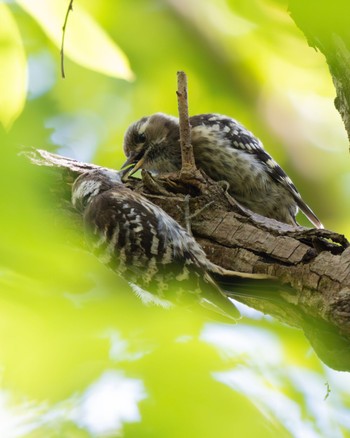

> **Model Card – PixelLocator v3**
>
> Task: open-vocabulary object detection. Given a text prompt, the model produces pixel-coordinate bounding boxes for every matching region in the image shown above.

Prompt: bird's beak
[121,152,146,180]
[121,152,138,170]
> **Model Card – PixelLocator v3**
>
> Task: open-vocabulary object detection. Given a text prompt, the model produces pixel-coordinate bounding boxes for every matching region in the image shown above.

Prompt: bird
[71,169,240,321]
[121,113,323,228]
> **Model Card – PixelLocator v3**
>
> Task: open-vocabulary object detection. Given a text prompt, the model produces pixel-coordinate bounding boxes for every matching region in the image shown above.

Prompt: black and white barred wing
[84,189,170,282]
[81,183,239,320]
[191,114,323,228]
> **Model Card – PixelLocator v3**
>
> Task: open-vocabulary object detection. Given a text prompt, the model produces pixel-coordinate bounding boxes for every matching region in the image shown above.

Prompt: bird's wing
[191,114,323,228]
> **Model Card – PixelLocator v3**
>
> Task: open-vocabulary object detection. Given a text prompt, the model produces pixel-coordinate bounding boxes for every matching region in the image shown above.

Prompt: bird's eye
[136,132,146,143]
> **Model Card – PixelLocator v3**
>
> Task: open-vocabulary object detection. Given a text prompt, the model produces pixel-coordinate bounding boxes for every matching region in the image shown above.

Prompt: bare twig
[60,0,74,79]
[176,71,196,173]
[20,148,101,174]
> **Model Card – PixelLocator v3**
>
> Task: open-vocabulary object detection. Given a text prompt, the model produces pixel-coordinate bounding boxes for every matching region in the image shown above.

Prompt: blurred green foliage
[1,1,350,437]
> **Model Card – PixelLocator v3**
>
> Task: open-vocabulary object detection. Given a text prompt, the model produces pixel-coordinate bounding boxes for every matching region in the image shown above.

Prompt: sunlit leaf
[0,3,27,129]
[16,0,134,80]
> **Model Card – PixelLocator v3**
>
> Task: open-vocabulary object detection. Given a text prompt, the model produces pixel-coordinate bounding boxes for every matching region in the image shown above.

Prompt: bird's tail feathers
[199,273,241,321]
[297,198,324,229]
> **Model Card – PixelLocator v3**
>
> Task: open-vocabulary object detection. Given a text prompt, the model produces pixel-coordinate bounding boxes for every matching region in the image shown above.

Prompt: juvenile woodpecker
[72,169,240,321]
[122,113,323,228]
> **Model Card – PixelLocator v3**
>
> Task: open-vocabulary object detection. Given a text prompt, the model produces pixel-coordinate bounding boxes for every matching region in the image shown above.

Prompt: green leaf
[0,3,27,129]
[16,0,134,80]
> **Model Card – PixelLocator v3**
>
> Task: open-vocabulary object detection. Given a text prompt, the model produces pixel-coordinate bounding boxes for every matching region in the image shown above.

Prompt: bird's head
[122,113,181,178]
[71,169,121,212]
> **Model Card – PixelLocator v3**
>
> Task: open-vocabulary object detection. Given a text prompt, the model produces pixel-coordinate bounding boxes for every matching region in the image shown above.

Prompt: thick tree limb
[21,148,350,370]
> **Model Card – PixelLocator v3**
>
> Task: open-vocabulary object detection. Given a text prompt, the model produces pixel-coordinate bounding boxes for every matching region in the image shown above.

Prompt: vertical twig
[176,71,197,173]
[60,0,74,79]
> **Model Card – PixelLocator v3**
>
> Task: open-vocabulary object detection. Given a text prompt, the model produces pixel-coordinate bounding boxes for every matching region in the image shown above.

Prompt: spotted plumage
[122,113,323,228]
[72,169,240,320]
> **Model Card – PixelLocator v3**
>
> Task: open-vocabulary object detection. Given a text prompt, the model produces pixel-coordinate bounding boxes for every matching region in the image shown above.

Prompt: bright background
[1,0,350,437]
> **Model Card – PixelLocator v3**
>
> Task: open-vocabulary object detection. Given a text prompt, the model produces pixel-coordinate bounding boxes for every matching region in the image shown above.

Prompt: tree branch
[21,148,350,370]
